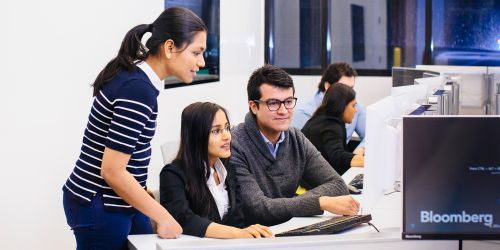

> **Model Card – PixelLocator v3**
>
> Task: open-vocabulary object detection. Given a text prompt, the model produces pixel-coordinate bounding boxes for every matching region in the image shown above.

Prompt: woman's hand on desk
[206,222,272,239]
[350,154,364,168]
[237,224,273,238]
[156,215,183,239]
[319,195,360,215]
[353,147,365,156]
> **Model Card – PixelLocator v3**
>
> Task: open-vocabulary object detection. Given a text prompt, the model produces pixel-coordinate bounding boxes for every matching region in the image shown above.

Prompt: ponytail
[92,24,152,96]
[91,7,207,96]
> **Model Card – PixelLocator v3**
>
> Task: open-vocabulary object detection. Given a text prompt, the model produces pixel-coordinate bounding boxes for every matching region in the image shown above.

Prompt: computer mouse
[347,184,361,195]
[349,174,364,189]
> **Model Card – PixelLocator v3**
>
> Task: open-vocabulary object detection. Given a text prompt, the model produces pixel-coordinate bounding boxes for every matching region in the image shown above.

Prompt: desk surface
[128,168,458,250]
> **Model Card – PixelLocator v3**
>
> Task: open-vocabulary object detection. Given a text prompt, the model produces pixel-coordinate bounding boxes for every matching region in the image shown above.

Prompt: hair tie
[147,23,154,32]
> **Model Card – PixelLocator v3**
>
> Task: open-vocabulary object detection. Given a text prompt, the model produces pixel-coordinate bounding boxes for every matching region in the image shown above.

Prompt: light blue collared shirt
[291,91,366,149]
[260,131,286,159]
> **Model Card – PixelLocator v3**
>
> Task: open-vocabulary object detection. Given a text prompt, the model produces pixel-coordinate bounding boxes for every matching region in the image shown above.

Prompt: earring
[166,53,172,59]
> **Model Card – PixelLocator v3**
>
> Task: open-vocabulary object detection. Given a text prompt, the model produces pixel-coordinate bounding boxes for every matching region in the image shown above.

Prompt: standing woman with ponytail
[62,7,207,249]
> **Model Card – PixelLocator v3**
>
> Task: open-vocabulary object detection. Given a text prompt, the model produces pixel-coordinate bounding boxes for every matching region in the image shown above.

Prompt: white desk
[128,168,458,250]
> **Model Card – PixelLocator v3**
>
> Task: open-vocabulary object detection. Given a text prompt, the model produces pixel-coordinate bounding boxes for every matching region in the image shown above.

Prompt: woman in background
[292,62,365,155]
[160,102,272,238]
[63,7,207,249]
[302,83,364,176]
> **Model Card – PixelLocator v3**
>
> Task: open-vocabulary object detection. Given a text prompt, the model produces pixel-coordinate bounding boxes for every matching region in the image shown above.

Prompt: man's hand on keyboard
[319,195,360,215]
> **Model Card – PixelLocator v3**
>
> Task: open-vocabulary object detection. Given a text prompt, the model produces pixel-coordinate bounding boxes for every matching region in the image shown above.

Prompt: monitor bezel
[402,115,500,240]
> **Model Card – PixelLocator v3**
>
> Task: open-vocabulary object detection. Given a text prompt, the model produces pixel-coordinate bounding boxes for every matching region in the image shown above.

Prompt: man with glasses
[230,65,359,226]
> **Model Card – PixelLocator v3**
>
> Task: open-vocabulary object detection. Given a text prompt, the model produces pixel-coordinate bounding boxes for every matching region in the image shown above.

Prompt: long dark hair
[92,7,207,96]
[314,83,356,119]
[175,102,229,218]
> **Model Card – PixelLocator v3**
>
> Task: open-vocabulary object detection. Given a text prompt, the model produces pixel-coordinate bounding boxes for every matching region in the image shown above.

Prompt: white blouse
[206,158,230,219]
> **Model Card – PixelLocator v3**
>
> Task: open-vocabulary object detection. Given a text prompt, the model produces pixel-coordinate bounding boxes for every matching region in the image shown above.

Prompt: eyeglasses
[210,125,231,136]
[253,97,298,111]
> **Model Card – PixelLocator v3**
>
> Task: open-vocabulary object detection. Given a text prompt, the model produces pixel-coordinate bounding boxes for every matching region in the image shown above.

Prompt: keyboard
[274,214,372,237]
[348,173,364,189]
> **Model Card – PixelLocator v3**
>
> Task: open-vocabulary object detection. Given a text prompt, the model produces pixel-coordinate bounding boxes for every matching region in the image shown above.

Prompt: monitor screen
[392,67,440,87]
[402,116,500,240]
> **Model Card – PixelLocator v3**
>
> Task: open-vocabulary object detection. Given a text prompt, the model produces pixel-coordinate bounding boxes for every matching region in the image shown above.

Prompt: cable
[368,222,380,233]
[384,190,399,195]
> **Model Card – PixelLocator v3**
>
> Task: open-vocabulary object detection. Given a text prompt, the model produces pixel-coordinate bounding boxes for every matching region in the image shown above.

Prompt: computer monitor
[364,83,433,211]
[402,116,500,240]
[392,67,440,87]
[391,84,428,108]
[364,97,403,212]
[489,67,500,115]
[441,72,487,115]
[413,75,444,98]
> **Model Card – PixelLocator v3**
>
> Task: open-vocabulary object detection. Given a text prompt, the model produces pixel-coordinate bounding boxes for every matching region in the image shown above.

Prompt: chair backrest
[160,141,179,166]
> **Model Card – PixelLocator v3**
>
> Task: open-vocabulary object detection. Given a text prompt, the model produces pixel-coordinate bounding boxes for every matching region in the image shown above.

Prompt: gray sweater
[230,112,349,226]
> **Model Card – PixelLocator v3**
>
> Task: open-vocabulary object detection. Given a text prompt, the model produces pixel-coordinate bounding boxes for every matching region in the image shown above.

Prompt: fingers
[342,196,358,215]
[261,225,274,237]
[157,229,180,239]
[156,220,183,239]
[350,196,360,214]
[244,226,261,238]
[331,195,359,215]
[244,224,274,238]
[253,224,273,238]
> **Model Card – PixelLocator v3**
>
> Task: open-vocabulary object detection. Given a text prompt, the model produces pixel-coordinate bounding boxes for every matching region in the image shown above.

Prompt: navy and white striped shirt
[63,63,161,212]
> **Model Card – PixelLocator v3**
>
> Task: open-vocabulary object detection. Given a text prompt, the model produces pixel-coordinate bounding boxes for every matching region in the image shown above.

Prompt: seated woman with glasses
[159,102,272,238]
[301,83,364,176]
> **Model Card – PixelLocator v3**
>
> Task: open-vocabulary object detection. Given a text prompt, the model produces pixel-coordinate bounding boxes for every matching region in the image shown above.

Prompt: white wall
[1,1,165,249]
[0,1,389,249]
[0,0,265,249]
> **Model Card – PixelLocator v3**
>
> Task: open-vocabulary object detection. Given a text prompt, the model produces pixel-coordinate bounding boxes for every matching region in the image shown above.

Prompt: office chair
[160,140,179,166]
[160,142,169,166]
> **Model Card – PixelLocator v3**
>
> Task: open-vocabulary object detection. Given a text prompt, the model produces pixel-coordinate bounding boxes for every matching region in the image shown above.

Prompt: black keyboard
[274,214,372,237]
[348,173,364,189]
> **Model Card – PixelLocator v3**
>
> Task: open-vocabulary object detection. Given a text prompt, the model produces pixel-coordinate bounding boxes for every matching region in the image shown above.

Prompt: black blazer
[159,160,245,237]
[301,115,354,176]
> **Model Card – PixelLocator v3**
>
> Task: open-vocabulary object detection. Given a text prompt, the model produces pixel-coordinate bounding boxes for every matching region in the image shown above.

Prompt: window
[265,0,326,75]
[266,0,500,76]
[164,0,220,88]
[431,0,500,66]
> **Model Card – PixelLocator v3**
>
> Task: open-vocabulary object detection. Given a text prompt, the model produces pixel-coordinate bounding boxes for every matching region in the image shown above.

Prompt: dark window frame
[264,0,439,77]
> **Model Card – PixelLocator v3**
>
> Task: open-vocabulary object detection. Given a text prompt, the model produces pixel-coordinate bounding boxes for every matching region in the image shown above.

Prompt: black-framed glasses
[253,97,298,111]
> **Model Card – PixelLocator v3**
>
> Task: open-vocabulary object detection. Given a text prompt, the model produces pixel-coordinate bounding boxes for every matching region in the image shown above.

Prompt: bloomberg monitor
[402,116,500,240]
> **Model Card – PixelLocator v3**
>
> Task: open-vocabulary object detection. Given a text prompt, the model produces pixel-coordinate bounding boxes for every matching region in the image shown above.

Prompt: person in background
[301,83,364,176]
[292,62,366,155]
[62,7,207,249]
[230,65,359,227]
[159,102,272,238]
